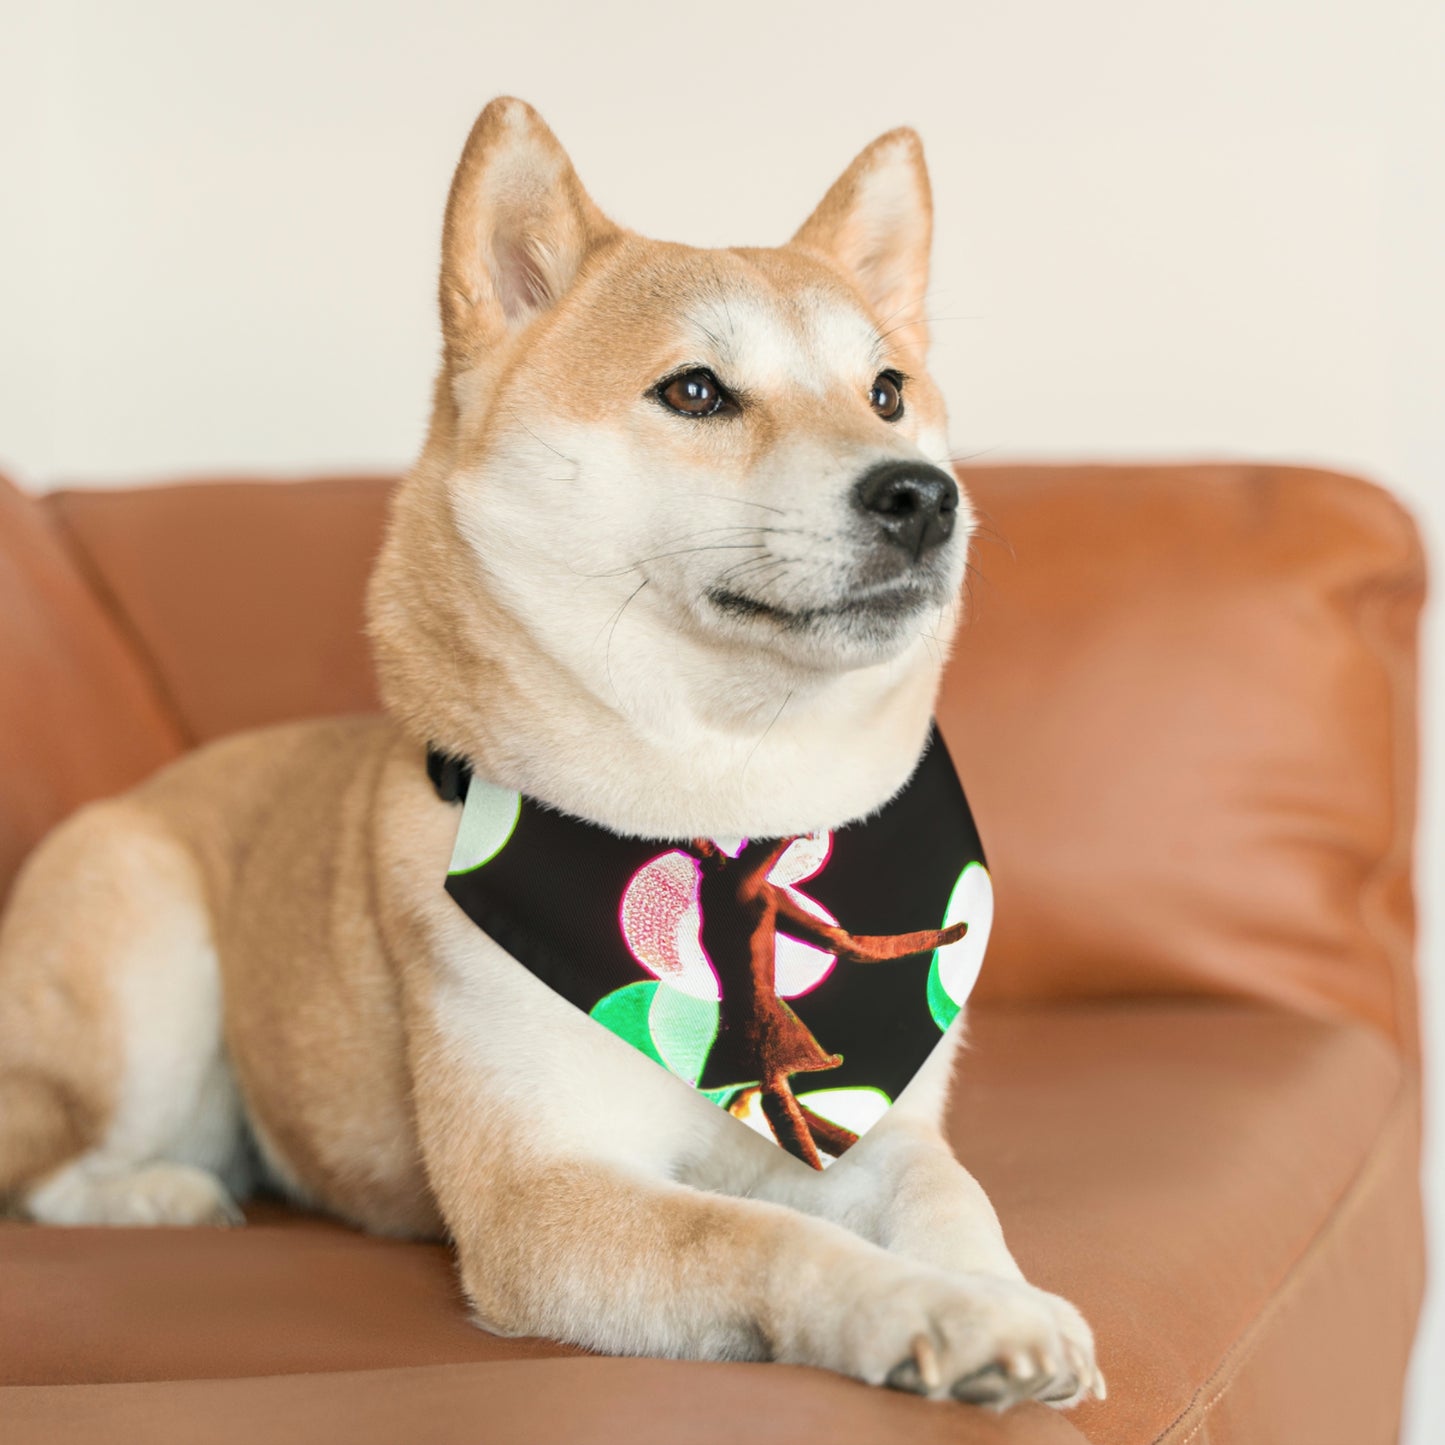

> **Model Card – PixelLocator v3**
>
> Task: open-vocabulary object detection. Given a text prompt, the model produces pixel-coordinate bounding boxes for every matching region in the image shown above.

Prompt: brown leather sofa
[0,461,1426,1445]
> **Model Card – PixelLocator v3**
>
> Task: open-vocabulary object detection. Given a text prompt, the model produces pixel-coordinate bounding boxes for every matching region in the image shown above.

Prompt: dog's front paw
[804,1265,1104,1409]
[939,1284,1105,1410]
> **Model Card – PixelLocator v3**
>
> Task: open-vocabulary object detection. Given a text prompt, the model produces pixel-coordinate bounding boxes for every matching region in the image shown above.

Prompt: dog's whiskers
[598,578,650,703]
[572,541,765,581]
[742,687,794,781]
[571,522,815,582]
[709,556,793,599]
[687,493,790,516]
[714,552,791,585]
[772,558,832,614]
[876,313,980,346]
[498,403,580,470]
[953,496,1014,562]
[629,543,765,566]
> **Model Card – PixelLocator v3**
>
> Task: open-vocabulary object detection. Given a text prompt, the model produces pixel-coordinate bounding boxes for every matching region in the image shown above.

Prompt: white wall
[2,1,1441,1435]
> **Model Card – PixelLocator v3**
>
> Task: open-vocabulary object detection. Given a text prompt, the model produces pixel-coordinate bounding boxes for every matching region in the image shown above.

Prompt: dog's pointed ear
[440,97,618,365]
[791,128,933,348]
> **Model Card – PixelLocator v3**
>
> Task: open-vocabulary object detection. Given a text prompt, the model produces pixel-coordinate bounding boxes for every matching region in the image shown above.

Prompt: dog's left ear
[791,129,933,349]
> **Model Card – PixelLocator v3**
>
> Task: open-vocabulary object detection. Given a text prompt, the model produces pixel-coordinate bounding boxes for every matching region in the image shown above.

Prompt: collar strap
[426,746,472,805]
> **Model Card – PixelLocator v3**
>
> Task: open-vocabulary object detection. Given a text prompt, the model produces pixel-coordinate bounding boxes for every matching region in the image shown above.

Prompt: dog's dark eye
[869,371,904,421]
[658,369,727,418]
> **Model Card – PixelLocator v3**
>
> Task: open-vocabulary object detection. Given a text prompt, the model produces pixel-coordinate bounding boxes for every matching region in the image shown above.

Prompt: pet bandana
[432,726,991,1169]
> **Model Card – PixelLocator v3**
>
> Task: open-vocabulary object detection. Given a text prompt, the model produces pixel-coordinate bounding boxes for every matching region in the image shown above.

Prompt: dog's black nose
[853,460,959,559]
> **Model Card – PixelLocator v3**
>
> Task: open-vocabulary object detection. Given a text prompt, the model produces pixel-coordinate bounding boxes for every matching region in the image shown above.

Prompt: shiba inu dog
[0,97,1102,1408]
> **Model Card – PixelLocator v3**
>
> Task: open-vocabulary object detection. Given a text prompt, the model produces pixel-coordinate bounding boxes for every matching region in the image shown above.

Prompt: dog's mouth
[705,577,937,631]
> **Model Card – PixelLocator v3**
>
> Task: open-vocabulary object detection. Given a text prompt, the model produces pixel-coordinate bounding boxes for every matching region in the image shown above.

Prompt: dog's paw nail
[1039,1372,1081,1404]
[1092,1366,1108,1401]
[910,1331,942,1392]
[1002,1347,1038,1380]
[1034,1349,1062,1382]
[885,1359,927,1395]
[215,1196,246,1227]
[952,1362,1011,1405]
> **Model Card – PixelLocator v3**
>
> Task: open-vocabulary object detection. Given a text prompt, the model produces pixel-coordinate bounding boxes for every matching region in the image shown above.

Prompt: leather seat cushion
[1,1001,1420,1445]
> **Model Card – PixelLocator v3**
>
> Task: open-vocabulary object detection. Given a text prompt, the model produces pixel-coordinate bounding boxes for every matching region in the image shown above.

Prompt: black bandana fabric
[440,726,991,1169]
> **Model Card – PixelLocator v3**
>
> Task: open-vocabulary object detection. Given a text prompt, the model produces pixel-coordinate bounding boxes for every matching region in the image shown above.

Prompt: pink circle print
[619,834,838,1002]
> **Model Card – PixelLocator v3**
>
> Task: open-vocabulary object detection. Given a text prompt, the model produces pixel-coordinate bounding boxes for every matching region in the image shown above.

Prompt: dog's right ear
[439,98,617,366]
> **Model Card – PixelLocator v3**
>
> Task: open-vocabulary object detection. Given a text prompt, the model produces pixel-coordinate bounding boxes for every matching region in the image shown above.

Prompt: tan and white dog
[0,98,1102,1408]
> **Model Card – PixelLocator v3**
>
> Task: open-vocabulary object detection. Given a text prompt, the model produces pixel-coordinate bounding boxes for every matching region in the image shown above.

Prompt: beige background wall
[2,2,1441,1436]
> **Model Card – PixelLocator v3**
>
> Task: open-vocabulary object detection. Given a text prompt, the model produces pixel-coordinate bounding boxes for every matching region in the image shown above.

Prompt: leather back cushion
[42,464,1423,1049]
[49,478,390,742]
[945,464,1422,1056]
[0,476,183,904]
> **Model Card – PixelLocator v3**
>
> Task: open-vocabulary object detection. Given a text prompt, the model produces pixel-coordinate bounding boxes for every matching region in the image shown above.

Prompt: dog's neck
[369,464,946,840]
[464,609,941,839]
